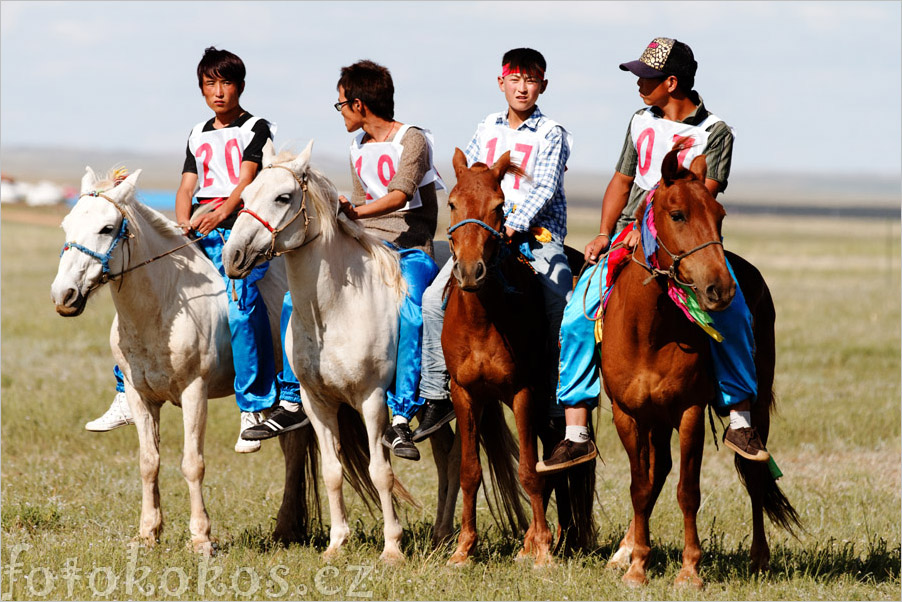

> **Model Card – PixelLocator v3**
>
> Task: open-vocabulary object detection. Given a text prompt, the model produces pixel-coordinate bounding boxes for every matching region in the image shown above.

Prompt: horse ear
[490,151,512,182]
[81,167,98,194]
[689,154,708,182]
[290,140,314,173]
[262,139,276,165]
[452,148,468,177]
[108,169,142,203]
[660,149,680,187]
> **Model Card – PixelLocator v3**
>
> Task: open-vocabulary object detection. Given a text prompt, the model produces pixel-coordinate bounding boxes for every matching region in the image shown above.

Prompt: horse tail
[727,251,801,534]
[273,425,322,544]
[479,401,530,535]
[335,403,420,513]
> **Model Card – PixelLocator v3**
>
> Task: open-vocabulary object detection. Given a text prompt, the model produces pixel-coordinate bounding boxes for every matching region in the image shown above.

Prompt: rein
[238,164,316,260]
[61,191,205,284]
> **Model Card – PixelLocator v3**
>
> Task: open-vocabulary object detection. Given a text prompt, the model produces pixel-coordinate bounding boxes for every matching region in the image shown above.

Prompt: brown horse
[601,146,799,587]
[442,148,592,567]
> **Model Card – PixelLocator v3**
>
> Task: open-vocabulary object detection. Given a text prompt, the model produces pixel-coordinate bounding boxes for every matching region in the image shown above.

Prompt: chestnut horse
[601,147,799,587]
[442,149,593,567]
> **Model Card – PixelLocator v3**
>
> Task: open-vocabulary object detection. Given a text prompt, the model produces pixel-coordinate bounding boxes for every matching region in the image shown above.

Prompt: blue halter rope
[60,191,130,283]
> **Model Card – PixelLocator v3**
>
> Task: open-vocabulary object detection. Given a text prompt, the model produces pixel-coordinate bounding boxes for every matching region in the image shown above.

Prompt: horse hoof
[322,546,343,562]
[622,569,648,588]
[129,535,157,549]
[192,540,215,557]
[379,549,405,566]
[674,570,703,589]
[532,555,555,570]
[515,549,532,563]
[447,553,470,567]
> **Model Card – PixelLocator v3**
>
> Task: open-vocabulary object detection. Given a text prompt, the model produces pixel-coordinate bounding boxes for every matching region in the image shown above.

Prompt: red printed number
[485,137,498,166]
[672,135,696,167]
[196,143,214,188]
[512,143,533,190]
[196,141,243,188]
[636,128,655,176]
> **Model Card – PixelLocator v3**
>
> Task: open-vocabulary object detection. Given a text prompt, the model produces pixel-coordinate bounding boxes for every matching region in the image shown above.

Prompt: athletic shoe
[241,406,310,440]
[85,392,134,432]
[235,411,266,453]
[536,439,597,474]
[411,398,456,442]
[724,426,770,462]
[381,423,420,461]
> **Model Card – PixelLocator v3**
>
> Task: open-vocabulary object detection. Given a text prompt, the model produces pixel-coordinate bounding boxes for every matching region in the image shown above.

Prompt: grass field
[2,203,900,600]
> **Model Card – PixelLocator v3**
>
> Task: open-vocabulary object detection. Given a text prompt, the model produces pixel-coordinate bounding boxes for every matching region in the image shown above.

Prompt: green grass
[2,206,900,600]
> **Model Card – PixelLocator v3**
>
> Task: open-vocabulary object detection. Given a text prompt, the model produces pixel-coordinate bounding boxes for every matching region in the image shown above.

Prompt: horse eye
[275,194,291,204]
[670,211,685,223]
[100,225,114,234]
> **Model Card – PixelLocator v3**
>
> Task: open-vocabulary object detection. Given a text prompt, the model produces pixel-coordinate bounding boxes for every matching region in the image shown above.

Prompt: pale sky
[1,0,900,178]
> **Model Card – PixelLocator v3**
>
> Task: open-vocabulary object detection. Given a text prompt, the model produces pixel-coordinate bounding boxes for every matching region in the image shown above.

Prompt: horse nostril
[64,287,79,307]
[705,284,720,303]
[451,262,462,282]
[475,261,486,281]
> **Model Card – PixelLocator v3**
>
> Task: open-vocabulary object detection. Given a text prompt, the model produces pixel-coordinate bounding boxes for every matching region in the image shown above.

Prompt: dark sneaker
[381,423,420,461]
[241,406,310,441]
[724,426,770,462]
[536,439,597,474]
[411,399,456,442]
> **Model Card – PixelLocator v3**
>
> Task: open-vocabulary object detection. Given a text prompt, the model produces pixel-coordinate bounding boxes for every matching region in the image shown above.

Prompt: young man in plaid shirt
[412,47,573,443]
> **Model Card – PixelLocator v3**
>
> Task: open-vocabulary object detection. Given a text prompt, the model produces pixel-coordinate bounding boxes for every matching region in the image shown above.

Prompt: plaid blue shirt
[464,106,570,241]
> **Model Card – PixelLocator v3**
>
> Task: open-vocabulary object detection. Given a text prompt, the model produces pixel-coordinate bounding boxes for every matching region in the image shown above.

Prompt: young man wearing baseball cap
[539,37,768,474]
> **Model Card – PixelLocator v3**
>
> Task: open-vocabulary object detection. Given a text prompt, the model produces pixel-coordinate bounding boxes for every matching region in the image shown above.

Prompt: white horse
[49,168,318,553]
[222,140,461,561]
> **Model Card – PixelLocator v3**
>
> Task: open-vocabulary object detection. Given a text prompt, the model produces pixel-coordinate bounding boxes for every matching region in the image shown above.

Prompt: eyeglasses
[334,99,353,112]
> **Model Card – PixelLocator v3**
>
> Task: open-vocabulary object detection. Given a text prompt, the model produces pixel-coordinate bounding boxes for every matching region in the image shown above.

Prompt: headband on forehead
[501,63,545,79]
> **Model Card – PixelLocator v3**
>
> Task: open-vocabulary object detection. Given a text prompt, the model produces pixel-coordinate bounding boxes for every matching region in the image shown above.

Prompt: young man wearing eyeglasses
[542,37,767,474]
[326,59,444,461]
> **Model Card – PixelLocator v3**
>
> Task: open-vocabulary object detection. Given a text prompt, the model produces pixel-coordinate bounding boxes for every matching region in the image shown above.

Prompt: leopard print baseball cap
[619,37,697,80]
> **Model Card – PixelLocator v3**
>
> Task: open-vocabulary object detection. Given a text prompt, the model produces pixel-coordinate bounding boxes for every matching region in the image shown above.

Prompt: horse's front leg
[448,384,481,566]
[179,379,212,555]
[429,423,460,547]
[128,388,163,547]
[513,388,553,568]
[305,399,348,560]
[360,389,404,564]
[612,403,654,587]
[674,405,705,589]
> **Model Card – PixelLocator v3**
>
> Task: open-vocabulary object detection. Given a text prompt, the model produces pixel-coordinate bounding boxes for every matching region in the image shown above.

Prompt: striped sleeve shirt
[464,106,570,241]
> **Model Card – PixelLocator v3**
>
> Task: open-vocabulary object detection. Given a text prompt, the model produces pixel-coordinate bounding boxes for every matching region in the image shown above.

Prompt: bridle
[60,190,208,285]
[237,164,316,260]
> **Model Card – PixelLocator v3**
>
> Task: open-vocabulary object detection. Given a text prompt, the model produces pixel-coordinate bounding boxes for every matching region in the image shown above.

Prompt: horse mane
[272,152,405,300]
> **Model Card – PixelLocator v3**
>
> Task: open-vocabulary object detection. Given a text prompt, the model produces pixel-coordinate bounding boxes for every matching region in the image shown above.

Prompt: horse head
[51,167,141,316]
[646,142,734,312]
[224,139,337,278]
[447,148,523,291]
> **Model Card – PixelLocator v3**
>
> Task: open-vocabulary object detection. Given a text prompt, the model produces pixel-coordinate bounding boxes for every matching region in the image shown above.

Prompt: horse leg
[305,401,349,560]
[448,385,481,566]
[179,380,213,555]
[429,423,460,547]
[612,405,655,587]
[360,391,404,564]
[513,389,553,568]
[674,405,705,589]
[129,390,163,547]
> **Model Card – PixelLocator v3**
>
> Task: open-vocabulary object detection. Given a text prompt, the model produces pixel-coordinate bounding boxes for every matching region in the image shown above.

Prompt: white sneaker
[234,411,266,453]
[85,392,134,432]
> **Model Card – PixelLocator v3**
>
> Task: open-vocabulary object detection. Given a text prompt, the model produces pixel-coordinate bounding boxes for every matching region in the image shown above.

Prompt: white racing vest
[472,113,571,208]
[629,108,722,191]
[188,117,276,198]
[348,124,445,211]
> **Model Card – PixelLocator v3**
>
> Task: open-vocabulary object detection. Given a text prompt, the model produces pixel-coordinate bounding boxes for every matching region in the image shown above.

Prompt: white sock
[565,426,590,443]
[392,415,409,427]
[279,400,300,412]
[729,410,752,430]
